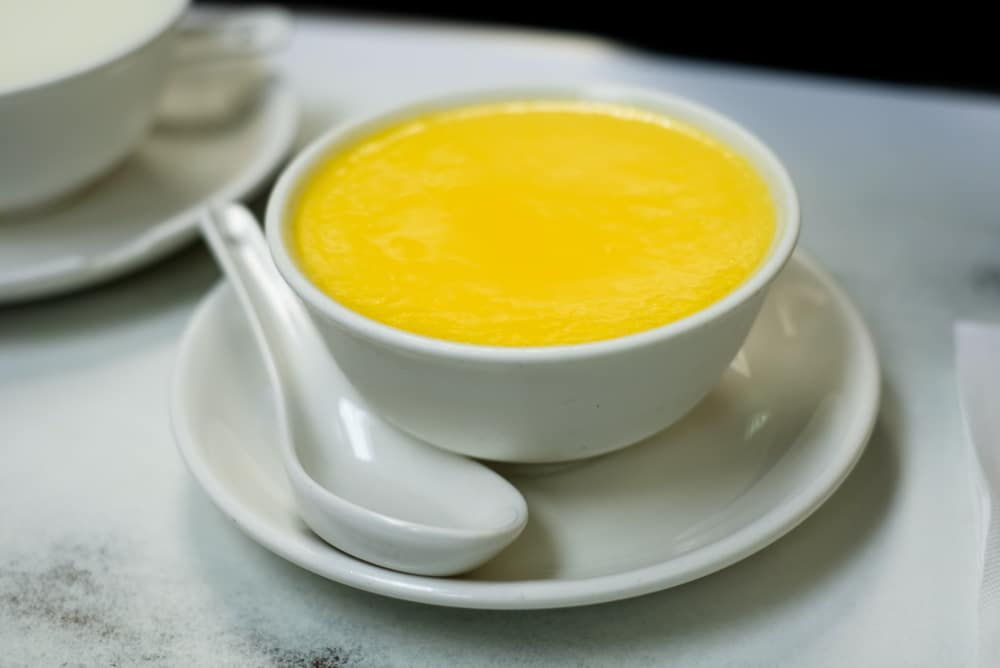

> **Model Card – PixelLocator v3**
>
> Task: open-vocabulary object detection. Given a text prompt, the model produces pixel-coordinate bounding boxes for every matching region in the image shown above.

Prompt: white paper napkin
[955,322,1000,666]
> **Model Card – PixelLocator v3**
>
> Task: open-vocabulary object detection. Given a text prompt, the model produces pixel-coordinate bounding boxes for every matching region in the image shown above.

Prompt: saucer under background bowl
[171,252,879,609]
[0,77,297,305]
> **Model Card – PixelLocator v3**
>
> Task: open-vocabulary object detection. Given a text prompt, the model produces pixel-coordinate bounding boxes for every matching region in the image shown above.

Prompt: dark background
[209,1,998,95]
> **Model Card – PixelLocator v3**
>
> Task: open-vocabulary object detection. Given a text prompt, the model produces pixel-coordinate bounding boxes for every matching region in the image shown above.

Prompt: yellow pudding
[291,100,776,346]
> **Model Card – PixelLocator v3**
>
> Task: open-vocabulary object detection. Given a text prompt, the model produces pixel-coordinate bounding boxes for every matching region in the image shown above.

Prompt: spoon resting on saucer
[200,203,527,576]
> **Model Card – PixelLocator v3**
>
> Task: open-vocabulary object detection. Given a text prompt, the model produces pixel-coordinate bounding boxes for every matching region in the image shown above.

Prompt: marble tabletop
[3,12,999,667]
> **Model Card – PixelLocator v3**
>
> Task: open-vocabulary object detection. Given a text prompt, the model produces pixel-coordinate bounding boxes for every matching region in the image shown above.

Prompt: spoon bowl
[200,204,527,576]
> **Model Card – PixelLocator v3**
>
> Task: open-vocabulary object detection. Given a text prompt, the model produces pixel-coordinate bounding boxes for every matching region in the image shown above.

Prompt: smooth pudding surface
[291,100,776,346]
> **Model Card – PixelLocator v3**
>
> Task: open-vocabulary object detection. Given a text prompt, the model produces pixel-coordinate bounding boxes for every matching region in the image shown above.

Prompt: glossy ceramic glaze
[0,78,297,304]
[200,204,527,576]
[267,85,800,462]
[0,1,189,212]
[171,252,880,608]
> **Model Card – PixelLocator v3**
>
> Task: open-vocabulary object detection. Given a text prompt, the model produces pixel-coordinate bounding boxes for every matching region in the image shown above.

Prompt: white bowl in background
[0,0,189,212]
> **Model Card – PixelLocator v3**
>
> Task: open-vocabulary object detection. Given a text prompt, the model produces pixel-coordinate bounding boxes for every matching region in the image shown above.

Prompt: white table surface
[2,13,999,667]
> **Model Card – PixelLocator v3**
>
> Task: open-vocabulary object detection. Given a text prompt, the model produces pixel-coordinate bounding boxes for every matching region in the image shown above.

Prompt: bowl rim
[266,83,801,363]
[0,0,189,97]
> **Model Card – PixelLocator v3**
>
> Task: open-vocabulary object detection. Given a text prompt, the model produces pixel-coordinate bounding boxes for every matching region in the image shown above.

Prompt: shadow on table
[0,244,218,380]
[0,186,278,382]
[182,380,900,664]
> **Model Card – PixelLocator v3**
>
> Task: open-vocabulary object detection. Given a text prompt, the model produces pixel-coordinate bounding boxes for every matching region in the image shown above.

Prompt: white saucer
[171,252,879,609]
[0,78,298,304]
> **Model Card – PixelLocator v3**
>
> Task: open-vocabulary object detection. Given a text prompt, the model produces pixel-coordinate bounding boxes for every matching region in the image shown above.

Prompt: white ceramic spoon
[200,204,528,576]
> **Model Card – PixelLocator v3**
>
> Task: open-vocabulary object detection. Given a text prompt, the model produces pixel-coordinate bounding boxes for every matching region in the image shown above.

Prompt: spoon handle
[200,204,330,401]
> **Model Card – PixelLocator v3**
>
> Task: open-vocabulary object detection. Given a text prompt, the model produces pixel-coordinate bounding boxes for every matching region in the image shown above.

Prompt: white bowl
[267,85,800,463]
[0,0,189,213]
